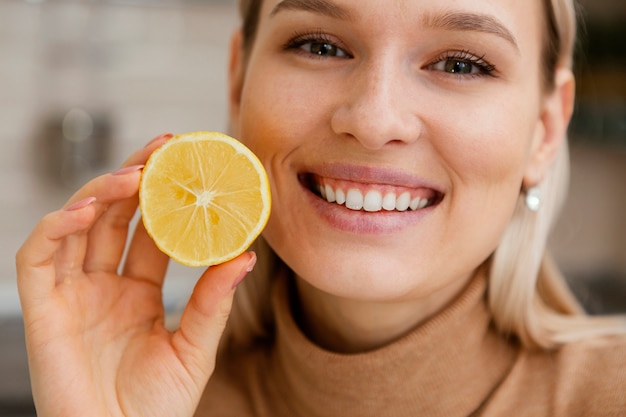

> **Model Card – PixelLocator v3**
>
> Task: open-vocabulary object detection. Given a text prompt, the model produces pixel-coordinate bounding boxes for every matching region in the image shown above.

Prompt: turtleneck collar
[268,269,519,417]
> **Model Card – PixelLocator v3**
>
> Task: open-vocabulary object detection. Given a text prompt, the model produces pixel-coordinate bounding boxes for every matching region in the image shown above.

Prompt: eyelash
[283,32,497,77]
[427,50,497,77]
[283,30,352,59]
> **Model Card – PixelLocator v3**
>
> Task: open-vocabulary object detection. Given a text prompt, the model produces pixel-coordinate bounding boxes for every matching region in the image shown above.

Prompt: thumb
[171,251,256,383]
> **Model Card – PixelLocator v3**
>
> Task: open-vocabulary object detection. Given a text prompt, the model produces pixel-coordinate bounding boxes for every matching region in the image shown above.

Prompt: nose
[330,58,421,150]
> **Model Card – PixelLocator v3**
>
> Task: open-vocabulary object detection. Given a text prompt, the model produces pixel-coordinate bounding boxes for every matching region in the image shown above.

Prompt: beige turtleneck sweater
[196,272,626,416]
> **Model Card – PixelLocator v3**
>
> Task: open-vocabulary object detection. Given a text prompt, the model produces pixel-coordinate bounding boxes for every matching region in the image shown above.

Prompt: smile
[302,174,441,213]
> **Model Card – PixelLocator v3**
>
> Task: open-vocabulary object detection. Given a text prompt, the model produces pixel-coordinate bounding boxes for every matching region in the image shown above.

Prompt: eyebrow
[270,0,352,21]
[423,11,519,51]
[270,2,519,52]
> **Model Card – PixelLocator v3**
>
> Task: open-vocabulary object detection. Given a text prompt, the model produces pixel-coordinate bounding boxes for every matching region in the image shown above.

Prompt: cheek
[431,100,537,250]
[235,68,310,237]
[435,100,535,189]
[237,69,311,160]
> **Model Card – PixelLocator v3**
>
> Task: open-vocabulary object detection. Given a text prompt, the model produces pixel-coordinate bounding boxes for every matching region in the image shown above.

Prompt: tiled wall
[0,0,239,315]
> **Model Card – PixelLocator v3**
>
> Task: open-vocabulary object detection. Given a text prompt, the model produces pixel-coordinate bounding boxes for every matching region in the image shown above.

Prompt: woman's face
[230,0,563,301]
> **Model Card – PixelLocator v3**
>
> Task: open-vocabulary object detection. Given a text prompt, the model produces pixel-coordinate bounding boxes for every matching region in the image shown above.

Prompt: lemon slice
[139,132,271,267]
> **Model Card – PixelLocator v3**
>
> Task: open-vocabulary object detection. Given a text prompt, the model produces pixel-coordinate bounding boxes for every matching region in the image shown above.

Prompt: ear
[523,68,576,188]
[228,29,246,134]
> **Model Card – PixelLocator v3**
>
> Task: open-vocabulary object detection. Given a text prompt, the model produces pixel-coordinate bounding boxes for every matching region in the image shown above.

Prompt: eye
[428,50,496,77]
[433,59,479,75]
[284,31,351,59]
[301,41,348,58]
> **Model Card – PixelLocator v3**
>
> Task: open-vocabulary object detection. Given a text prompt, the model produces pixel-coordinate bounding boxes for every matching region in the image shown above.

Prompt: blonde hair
[489,0,626,349]
[223,0,626,351]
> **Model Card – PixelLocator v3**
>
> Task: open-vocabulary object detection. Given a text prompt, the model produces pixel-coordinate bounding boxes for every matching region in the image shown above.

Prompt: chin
[279,240,449,302]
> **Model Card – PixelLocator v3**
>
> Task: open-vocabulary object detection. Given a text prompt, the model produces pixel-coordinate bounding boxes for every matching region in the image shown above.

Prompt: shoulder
[549,333,626,415]
[492,333,626,417]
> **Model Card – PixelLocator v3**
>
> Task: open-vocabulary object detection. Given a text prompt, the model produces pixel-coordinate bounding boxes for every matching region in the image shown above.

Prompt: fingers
[18,167,141,298]
[82,166,144,274]
[78,133,173,274]
[16,199,97,306]
[121,132,173,169]
[122,219,170,286]
[108,132,174,282]
[171,252,257,383]
[17,133,174,305]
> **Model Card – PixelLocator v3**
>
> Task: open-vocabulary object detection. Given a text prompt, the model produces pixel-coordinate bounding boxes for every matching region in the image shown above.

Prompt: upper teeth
[319,184,431,212]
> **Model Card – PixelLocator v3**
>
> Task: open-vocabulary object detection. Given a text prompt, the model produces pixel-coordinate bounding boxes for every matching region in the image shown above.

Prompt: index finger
[16,201,96,307]
[121,132,173,168]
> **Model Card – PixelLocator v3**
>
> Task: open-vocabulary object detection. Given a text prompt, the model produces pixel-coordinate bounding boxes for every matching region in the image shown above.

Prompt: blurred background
[0,0,624,415]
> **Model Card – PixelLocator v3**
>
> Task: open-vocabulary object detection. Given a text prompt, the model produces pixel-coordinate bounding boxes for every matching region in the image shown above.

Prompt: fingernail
[144,132,173,148]
[112,164,144,176]
[65,197,96,211]
[232,252,257,289]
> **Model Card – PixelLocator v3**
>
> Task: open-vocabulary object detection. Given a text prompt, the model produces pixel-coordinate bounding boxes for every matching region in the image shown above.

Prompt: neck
[292,273,474,354]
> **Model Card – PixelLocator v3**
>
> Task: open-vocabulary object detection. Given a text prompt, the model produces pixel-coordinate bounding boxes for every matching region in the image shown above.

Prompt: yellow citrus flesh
[139,132,271,267]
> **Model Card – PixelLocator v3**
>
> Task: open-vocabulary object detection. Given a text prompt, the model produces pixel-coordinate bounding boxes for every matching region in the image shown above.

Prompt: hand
[16,133,256,417]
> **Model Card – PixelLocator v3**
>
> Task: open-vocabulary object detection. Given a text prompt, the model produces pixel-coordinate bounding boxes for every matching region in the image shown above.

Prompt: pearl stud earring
[524,186,541,212]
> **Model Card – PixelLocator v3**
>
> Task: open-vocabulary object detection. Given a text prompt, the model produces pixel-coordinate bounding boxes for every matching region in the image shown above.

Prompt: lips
[299,168,443,214]
[295,167,442,234]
